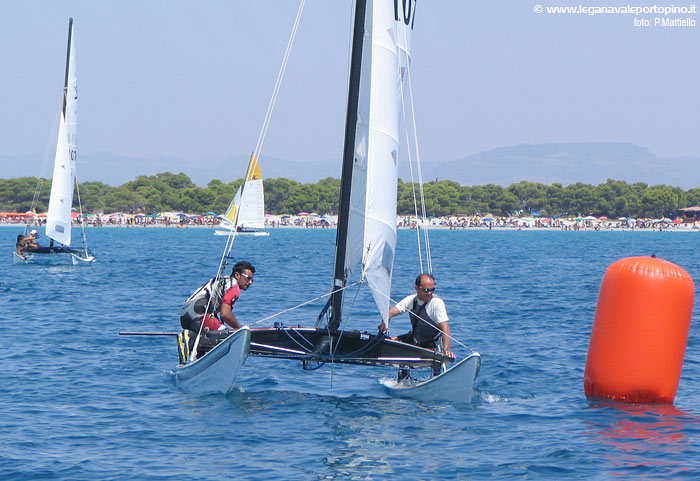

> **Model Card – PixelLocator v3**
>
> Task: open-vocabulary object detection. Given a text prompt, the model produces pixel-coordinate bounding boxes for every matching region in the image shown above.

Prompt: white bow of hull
[174,326,251,395]
[381,353,481,403]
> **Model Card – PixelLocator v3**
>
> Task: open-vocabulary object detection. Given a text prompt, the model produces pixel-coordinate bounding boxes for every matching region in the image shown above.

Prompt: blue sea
[2,226,700,480]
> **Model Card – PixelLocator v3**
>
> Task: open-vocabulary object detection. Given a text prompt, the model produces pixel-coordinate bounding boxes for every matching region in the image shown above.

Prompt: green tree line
[2,173,699,219]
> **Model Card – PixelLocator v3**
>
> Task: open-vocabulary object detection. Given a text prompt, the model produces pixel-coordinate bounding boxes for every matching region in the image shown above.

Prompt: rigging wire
[73,171,90,256]
[249,280,362,326]
[253,0,306,158]
[27,111,61,235]
[402,43,433,275]
[396,21,433,275]
[189,0,308,362]
[215,0,306,276]
[363,281,474,353]
[398,59,424,274]
[327,277,364,387]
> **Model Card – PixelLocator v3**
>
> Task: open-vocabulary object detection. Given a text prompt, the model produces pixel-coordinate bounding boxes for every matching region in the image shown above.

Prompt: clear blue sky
[3,0,699,178]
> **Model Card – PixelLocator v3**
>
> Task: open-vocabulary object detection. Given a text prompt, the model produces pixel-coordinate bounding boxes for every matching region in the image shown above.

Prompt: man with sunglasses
[196,260,256,331]
[216,260,255,330]
[379,273,455,364]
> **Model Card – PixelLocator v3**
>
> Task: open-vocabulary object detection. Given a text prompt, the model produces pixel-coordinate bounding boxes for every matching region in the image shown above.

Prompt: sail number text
[394,0,417,29]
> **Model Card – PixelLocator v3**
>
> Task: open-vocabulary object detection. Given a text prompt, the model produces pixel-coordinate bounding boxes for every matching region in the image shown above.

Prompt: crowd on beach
[2,211,700,231]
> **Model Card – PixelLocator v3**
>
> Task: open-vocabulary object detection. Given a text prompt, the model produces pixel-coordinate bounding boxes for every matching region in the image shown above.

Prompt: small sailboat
[14,18,94,265]
[214,153,269,237]
[245,0,481,402]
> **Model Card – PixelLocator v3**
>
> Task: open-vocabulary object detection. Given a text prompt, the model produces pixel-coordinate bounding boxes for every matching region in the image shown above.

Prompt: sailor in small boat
[379,273,455,379]
[180,260,256,333]
[16,230,40,257]
[212,260,255,330]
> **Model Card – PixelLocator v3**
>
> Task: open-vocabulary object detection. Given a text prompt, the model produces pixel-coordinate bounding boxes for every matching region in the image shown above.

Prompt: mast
[47,17,77,246]
[62,18,73,117]
[328,0,368,332]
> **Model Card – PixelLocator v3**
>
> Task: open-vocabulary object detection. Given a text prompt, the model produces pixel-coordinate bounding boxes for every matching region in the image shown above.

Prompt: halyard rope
[189,0,308,362]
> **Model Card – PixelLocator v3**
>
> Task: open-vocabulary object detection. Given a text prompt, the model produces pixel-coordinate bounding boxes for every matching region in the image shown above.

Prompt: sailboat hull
[12,252,32,264]
[16,246,95,265]
[249,326,453,368]
[214,230,269,237]
[381,353,481,403]
[174,326,251,395]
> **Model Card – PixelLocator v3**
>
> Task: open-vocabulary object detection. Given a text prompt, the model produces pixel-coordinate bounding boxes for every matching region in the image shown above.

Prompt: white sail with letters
[46,19,78,246]
[14,18,94,265]
[345,2,413,321]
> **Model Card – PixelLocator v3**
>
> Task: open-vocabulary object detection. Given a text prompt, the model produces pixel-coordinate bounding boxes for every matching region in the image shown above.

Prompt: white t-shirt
[391,294,449,327]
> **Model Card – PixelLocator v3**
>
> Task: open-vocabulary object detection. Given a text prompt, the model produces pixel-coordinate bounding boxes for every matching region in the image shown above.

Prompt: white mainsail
[219,153,265,230]
[345,1,413,321]
[46,20,77,246]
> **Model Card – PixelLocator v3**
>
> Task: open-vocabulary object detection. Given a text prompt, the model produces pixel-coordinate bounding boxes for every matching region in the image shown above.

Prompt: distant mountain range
[3,142,699,189]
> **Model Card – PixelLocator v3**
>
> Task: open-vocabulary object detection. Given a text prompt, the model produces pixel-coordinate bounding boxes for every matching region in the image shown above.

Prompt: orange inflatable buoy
[584,256,694,404]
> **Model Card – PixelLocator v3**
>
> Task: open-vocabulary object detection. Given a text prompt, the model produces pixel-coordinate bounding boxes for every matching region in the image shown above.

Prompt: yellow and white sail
[218,153,265,231]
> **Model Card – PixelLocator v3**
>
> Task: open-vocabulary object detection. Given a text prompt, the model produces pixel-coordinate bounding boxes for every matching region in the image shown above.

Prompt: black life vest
[409,298,442,344]
[180,276,236,331]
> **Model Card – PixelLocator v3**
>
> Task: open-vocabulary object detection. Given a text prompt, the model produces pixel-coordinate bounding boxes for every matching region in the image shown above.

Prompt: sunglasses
[418,286,435,293]
[239,273,254,283]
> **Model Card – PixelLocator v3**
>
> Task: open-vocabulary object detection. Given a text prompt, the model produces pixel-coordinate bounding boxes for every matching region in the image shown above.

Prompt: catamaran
[13,18,94,265]
[171,0,480,402]
[245,0,480,402]
[187,0,480,402]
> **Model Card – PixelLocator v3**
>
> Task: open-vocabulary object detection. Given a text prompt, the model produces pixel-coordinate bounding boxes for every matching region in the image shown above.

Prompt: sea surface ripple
[2,226,700,480]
